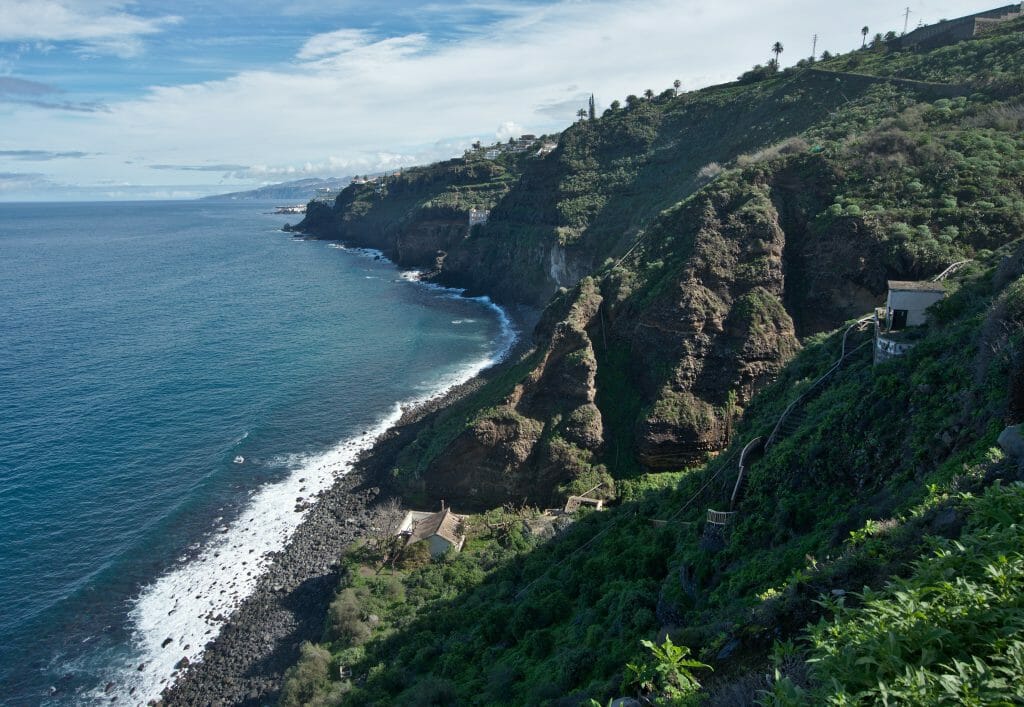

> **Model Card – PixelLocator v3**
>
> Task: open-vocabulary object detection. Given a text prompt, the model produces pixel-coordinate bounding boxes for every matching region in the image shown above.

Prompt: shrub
[326,588,371,645]
[279,642,334,707]
[805,483,1024,704]
[698,162,724,182]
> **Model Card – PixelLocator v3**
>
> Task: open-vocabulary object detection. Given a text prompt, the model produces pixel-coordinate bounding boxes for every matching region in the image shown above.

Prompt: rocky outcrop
[612,183,801,468]
[421,278,608,509]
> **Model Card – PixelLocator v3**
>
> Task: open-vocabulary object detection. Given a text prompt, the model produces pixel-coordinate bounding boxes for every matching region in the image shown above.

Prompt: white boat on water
[233,456,245,464]
[274,204,306,215]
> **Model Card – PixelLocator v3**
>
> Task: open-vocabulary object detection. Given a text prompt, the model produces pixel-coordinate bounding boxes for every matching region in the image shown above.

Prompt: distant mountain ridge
[199,177,351,202]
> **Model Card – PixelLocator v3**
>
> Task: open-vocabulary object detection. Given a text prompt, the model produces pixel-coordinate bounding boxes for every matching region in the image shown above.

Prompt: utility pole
[903,6,912,35]
[811,33,818,59]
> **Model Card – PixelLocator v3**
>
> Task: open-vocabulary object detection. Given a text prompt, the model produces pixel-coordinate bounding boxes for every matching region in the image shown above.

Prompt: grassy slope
[279,26,1024,706]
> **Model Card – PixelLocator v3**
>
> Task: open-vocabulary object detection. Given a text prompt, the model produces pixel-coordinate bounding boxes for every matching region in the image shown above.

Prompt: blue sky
[0,0,1006,200]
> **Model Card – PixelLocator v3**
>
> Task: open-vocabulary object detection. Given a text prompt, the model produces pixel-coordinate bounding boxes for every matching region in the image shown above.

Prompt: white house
[398,506,466,557]
[884,280,947,329]
[874,280,947,364]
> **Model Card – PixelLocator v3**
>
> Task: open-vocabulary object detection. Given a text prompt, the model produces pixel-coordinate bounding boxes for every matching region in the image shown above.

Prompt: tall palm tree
[861,26,869,48]
[673,78,682,95]
[643,88,655,100]
[771,41,784,66]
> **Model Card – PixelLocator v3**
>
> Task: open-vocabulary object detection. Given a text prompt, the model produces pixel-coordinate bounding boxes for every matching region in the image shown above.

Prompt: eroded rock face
[620,185,800,468]
[422,279,608,508]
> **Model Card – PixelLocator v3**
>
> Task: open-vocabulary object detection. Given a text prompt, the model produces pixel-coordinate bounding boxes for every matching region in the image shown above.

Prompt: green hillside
[281,21,1024,706]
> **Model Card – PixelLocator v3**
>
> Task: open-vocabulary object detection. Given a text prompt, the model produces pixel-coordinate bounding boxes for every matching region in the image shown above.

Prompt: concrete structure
[399,507,466,557]
[563,496,604,513]
[884,281,946,329]
[874,280,947,364]
[468,208,490,227]
[484,149,501,160]
[895,4,1021,51]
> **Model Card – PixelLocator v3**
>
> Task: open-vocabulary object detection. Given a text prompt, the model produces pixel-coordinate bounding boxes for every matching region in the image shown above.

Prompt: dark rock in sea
[174,657,190,670]
[161,637,173,648]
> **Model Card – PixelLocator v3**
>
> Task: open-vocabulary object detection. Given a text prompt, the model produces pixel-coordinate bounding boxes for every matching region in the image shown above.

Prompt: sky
[0,0,1008,201]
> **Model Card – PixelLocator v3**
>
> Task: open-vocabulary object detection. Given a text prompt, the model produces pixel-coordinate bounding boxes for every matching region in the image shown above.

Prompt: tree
[576,107,587,121]
[821,50,833,60]
[861,25,869,48]
[673,78,681,95]
[643,88,654,100]
[609,99,621,111]
[771,41,784,66]
[625,94,640,109]
[588,94,596,121]
[366,498,407,569]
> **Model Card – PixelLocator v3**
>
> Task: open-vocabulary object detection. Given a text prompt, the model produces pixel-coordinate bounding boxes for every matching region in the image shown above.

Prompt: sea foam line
[103,261,518,705]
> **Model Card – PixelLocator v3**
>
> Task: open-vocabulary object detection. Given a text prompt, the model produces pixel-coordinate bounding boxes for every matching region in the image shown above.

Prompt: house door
[891,309,908,330]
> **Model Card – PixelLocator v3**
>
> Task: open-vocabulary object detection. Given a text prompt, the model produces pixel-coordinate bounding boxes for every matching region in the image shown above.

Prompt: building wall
[875,335,917,364]
[897,4,1021,50]
[886,290,945,327]
[427,535,453,557]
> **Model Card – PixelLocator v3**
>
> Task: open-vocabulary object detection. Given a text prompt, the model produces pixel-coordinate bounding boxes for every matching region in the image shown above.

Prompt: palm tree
[643,88,654,100]
[771,41,784,66]
[673,79,681,95]
[861,26,869,48]
[576,108,587,121]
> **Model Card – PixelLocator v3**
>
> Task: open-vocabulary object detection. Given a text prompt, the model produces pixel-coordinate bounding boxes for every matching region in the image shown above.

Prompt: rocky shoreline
[158,305,538,707]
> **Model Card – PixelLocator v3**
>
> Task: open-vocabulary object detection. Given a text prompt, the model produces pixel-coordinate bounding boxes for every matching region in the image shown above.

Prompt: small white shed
[885,281,946,329]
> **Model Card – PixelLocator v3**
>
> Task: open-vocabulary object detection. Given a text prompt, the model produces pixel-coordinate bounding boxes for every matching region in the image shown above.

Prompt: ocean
[0,201,513,705]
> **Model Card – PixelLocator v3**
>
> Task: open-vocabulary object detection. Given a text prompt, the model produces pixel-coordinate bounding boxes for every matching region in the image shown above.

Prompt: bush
[697,162,724,182]
[279,642,334,707]
[325,588,371,645]
[805,483,1024,704]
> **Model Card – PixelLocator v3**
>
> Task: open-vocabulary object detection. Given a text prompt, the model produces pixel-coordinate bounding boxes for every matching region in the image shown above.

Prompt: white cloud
[0,0,1005,199]
[295,28,369,60]
[495,121,523,141]
[0,1,179,56]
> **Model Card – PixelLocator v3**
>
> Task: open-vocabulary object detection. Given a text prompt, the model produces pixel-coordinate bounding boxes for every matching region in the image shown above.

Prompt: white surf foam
[101,263,519,705]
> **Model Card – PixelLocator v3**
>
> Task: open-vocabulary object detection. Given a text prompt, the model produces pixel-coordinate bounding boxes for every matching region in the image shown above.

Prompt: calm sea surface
[0,201,511,705]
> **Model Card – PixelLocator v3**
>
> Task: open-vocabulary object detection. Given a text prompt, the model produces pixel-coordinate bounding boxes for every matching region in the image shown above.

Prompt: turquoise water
[0,201,511,704]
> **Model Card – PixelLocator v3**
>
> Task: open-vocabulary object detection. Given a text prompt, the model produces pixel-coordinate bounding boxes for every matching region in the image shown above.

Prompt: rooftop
[888,280,946,293]
[407,507,465,547]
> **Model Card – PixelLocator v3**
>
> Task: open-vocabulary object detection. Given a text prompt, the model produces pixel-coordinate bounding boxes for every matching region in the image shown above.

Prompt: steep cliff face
[606,179,801,468]
[292,58,1023,500]
[291,70,928,310]
[421,279,608,509]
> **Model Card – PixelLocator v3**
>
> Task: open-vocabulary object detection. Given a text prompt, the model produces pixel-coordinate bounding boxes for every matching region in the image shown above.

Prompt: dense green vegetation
[280,21,1024,706]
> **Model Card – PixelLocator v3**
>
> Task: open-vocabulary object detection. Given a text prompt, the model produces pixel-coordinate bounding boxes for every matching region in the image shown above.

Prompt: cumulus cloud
[0,0,180,56]
[495,121,524,141]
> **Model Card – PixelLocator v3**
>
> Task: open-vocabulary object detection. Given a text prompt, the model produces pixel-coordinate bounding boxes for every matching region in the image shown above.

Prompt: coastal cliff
[218,16,1024,706]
